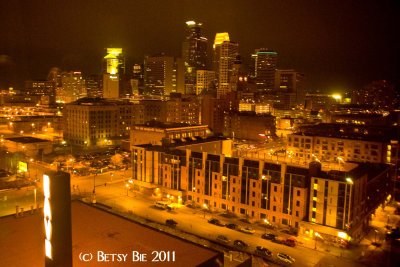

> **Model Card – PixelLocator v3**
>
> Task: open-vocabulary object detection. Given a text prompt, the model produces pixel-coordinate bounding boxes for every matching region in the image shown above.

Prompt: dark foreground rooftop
[0,201,221,267]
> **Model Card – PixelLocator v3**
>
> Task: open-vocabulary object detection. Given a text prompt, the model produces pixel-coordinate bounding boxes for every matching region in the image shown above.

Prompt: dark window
[296,200,300,207]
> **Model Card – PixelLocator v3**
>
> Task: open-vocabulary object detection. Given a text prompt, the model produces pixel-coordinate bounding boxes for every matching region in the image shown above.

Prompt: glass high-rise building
[144,54,175,96]
[252,48,278,92]
[182,21,208,95]
[213,33,239,98]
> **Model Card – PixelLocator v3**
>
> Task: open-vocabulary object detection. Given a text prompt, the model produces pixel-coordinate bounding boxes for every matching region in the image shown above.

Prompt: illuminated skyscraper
[252,48,278,92]
[196,70,215,95]
[131,64,144,95]
[103,48,124,75]
[213,33,239,98]
[182,21,208,95]
[86,74,101,98]
[144,54,175,96]
[61,71,86,103]
[102,48,125,98]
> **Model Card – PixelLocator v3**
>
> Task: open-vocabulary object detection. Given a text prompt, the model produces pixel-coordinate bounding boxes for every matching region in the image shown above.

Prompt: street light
[203,203,208,218]
[125,183,130,196]
[314,232,322,250]
[92,173,97,204]
[263,218,269,233]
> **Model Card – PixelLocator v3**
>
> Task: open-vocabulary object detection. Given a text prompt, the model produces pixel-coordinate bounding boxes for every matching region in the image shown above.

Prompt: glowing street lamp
[203,203,208,218]
[125,183,130,196]
[263,218,269,233]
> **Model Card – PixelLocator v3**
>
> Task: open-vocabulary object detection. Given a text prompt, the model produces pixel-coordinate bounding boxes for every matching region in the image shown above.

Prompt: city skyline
[1,0,399,92]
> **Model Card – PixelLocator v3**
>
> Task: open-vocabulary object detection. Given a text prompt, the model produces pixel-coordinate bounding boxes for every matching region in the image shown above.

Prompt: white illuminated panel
[43,174,53,259]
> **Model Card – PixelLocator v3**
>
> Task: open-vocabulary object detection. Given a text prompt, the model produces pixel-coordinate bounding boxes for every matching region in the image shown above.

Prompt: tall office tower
[131,64,144,95]
[103,48,125,98]
[230,55,242,92]
[196,70,215,95]
[144,54,175,96]
[47,67,62,87]
[182,21,208,95]
[175,58,186,95]
[86,74,101,98]
[252,48,278,92]
[47,67,63,103]
[61,71,86,103]
[213,33,239,98]
[25,80,56,105]
[275,69,305,106]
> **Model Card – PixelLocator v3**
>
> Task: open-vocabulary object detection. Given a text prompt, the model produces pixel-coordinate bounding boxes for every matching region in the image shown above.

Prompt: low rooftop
[0,201,221,267]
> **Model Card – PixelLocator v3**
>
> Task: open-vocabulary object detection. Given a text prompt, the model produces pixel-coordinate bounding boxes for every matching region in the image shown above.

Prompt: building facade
[130,122,208,146]
[139,96,200,125]
[223,111,276,141]
[131,143,391,243]
[63,98,134,146]
[196,70,215,95]
[286,124,399,165]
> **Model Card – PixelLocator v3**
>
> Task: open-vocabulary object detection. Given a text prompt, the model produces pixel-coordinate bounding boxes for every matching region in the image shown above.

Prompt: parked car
[226,223,238,230]
[255,246,272,258]
[240,227,255,234]
[208,218,225,226]
[233,239,249,250]
[261,233,277,240]
[165,219,178,227]
[277,253,295,264]
[283,238,296,247]
[216,235,230,244]
[272,237,285,244]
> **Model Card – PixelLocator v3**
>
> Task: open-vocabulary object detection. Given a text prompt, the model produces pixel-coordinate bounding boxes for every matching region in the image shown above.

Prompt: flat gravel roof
[0,201,221,267]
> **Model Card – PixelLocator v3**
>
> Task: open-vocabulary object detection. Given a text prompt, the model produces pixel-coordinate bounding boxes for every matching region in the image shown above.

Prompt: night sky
[1,0,399,92]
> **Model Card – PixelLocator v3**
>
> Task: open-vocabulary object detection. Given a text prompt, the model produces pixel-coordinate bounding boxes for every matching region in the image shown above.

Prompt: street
[2,162,396,267]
